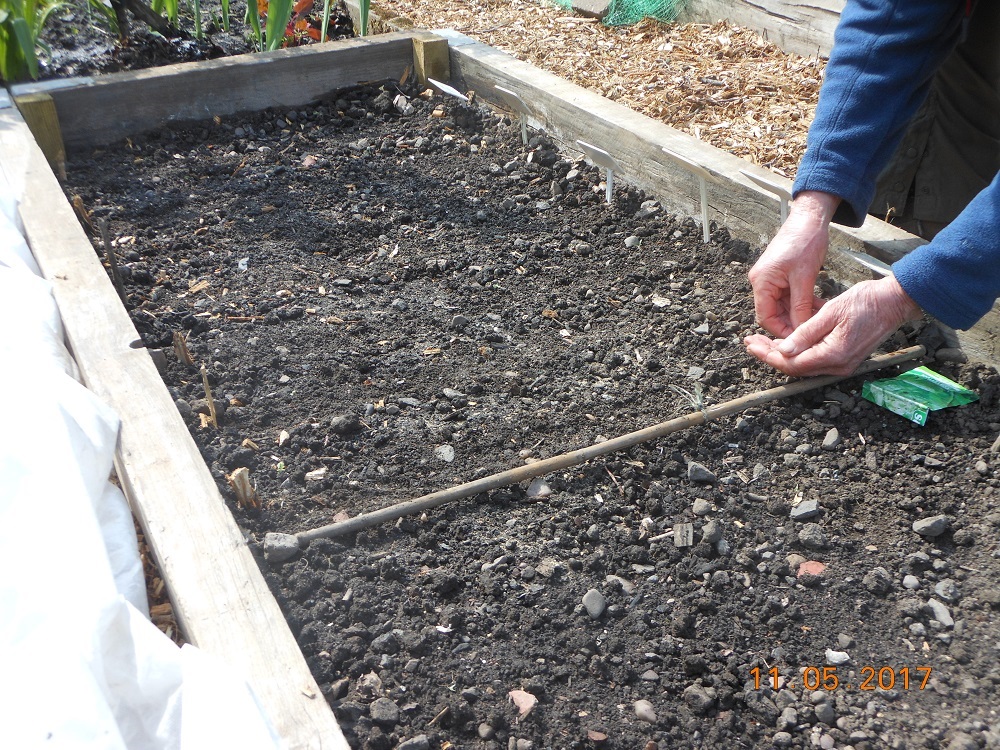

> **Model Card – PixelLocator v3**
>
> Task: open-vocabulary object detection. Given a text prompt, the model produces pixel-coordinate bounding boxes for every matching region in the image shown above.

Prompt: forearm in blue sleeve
[893,173,1000,330]
[792,0,963,226]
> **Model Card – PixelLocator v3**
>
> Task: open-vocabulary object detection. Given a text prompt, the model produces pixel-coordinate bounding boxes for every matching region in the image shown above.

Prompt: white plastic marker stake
[661,146,717,243]
[426,77,470,103]
[576,140,623,204]
[740,168,792,224]
[494,85,531,145]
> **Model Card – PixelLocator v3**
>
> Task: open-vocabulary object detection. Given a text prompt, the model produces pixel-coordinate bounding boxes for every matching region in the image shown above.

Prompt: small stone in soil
[330,414,362,434]
[688,462,717,484]
[582,588,607,619]
[526,477,552,499]
[825,649,850,665]
[928,598,955,627]
[798,523,827,549]
[790,498,820,521]
[434,445,455,463]
[692,498,713,516]
[913,515,950,537]
[822,427,841,450]
[700,519,723,544]
[634,699,657,724]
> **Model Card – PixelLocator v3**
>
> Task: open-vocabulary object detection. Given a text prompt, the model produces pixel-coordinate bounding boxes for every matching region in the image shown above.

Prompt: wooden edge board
[440,29,1000,365]
[0,108,347,750]
[677,0,843,58]
[12,32,420,149]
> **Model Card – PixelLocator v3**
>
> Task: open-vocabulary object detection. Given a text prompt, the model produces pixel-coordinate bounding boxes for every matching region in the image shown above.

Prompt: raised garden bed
[8,28,1000,750]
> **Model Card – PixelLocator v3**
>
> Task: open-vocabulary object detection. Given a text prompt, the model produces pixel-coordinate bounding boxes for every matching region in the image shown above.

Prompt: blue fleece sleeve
[892,174,1000,330]
[792,0,963,226]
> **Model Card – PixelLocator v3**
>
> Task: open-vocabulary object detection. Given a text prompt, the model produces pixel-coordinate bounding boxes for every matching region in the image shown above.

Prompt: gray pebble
[820,733,835,749]
[624,235,641,248]
[682,684,716,714]
[634,699,657,724]
[946,732,980,750]
[903,574,921,590]
[837,633,855,648]
[451,314,469,329]
[516,739,534,750]
[913,515,950,537]
[396,736,430,750]
[772,731,792,747]
[909,622,927,637]
[434,445,455,463]
[815,702,837,725]
[371,631,400,654]
[928,598,955,627]
[330,414,362,434]
[477,723,495,740]
[799,523,827,550]
[692,498,713,516]
[790,498,820,521]
[863,567,893,596]
[369,697,399,727]
[934,578,960,602]
[701,519,723,544]
[822,427,841,450]
[688,462,718,484]
[778,706,798,730]
[582,588,607,619]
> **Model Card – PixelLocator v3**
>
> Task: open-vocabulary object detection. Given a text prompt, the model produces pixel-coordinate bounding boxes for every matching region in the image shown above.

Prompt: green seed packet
[861,366,978,426]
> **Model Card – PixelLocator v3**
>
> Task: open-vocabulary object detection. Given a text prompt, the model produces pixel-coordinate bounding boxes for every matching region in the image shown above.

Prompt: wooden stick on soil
[99,219,128,307]
[200,364,219,429]
[269,346,925,553]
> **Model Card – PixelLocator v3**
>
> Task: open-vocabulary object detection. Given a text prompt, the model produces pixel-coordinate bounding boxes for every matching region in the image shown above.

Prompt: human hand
[743,275,922,376]
[748,191,841,338]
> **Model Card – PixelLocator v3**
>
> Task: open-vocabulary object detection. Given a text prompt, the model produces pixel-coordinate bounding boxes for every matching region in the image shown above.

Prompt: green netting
[603,0,685,26]
[549,0,685,27]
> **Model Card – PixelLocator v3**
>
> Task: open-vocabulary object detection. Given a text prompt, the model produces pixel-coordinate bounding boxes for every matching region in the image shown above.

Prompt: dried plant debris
[376,0,823,175]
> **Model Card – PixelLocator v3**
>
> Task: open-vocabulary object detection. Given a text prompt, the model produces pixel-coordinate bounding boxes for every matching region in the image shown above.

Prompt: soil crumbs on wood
[65,84,1000,750]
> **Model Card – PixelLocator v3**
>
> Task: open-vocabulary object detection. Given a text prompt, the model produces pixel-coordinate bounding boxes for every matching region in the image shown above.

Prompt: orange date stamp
[750,665,932,692]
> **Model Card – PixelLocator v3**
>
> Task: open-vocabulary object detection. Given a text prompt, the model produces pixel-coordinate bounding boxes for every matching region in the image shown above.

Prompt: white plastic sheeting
[0,174,284,749]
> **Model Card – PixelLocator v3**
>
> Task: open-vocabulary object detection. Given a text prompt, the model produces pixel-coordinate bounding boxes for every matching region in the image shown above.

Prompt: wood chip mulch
[374,0,825,177]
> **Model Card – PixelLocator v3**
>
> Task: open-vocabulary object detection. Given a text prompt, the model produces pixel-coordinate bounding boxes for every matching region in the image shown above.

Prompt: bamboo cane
[266,345,925,555]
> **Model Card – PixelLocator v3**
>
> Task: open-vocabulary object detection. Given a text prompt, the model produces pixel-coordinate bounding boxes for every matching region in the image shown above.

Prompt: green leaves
[262,0,293,51]
[0,0,64,82]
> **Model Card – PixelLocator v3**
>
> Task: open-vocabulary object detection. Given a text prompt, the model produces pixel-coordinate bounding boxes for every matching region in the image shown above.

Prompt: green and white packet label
[861,366,978,426]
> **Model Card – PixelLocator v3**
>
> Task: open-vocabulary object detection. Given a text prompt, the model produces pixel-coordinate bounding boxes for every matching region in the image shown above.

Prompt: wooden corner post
[412,32,450,87]
[14,93,67,181]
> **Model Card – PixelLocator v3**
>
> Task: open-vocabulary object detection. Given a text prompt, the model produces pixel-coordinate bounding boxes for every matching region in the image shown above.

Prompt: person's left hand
[743,276,922,377]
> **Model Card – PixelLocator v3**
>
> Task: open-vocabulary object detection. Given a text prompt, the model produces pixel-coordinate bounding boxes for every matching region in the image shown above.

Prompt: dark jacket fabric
[792,0,1000,330]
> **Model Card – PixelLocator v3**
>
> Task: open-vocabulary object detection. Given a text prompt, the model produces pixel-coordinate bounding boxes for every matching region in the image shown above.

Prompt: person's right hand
[748,191,842,338]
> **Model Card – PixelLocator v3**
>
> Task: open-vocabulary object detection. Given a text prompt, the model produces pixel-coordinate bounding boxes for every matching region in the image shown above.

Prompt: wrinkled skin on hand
[744,276,922,377]
[748,191,838,338]
[745,191,923,377]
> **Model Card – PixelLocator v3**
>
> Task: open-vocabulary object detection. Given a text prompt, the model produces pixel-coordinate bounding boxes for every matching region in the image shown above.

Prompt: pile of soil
[64,83,1000,750]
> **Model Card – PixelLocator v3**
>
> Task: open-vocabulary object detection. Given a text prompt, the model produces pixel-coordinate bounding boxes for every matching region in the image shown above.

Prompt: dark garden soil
[62,84,1000,750]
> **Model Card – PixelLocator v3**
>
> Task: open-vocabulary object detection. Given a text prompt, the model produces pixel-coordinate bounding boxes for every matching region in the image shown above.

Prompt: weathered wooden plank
[11,33,418,149]
[443,30,1000,365]
[679,0,844,58]
[0,106,347,750]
